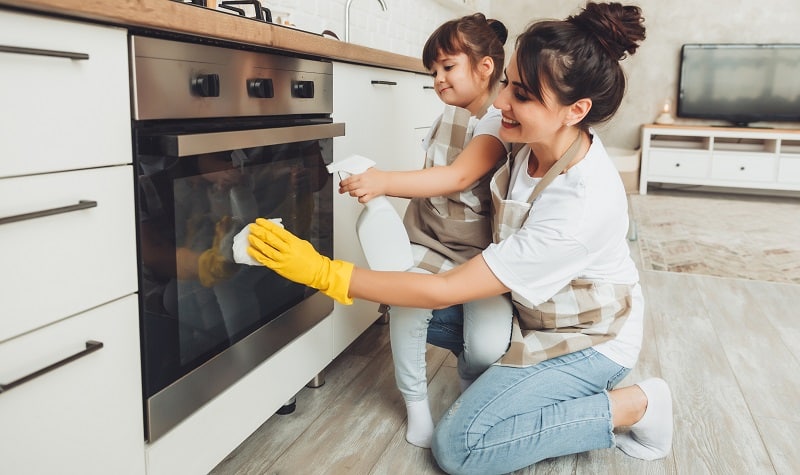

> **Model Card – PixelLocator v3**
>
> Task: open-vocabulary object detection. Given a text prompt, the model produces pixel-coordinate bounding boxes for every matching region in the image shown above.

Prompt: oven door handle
[156,122,346,157]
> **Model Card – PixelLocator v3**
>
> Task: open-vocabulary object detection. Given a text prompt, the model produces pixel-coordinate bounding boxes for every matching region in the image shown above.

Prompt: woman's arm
[340,134,506,203]
[246,218,510,307]
[348,253,509,309]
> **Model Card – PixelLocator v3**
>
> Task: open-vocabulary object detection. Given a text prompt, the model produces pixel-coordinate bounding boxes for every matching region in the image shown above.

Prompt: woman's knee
[431,414,469,474]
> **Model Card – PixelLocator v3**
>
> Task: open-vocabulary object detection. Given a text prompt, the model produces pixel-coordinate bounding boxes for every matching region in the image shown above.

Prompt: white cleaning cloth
[232,218,283,266]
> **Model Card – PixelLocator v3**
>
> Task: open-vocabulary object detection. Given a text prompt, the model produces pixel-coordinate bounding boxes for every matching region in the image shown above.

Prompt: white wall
[264,0,482,57]
[488,0,800,149]
[272,1,800,149]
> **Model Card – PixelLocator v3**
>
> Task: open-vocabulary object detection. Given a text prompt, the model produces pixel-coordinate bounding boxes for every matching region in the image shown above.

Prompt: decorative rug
[629,190,800,284]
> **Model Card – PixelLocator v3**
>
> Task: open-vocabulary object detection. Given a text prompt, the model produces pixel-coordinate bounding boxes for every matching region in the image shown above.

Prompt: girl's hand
[339,168,390,203]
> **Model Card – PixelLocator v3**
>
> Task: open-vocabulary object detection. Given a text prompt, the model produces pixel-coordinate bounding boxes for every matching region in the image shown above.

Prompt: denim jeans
[430,348,630,475]
[390,295,512,402]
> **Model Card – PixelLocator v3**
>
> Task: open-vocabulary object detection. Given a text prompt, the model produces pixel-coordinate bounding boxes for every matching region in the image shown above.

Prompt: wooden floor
[211,234,800,474]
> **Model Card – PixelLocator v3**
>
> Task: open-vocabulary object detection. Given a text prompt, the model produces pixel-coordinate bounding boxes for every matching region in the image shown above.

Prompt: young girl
[337,14,511,448]
[247,3,673,473]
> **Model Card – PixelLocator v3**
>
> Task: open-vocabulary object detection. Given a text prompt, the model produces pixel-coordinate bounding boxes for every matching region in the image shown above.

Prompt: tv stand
[639,124,800,195]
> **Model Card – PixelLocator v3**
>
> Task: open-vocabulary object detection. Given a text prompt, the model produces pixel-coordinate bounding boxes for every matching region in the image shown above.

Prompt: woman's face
[429,51,487,111]
[493,54,570,145]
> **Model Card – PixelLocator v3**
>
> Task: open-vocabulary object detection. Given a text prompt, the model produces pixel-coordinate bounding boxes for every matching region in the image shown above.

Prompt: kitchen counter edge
[0,0,427,74]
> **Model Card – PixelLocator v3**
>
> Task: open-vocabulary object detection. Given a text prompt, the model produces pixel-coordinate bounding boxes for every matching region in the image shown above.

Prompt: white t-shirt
[482,134,643,368]
[421,105,507,152]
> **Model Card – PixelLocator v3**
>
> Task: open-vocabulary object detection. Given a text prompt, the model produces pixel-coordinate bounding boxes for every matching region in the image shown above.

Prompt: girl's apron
[403,103,499,274]
[490,134,633,367]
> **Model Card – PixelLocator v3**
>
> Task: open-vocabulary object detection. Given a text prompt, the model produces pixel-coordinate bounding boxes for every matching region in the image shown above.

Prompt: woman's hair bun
[487,19,508,46]
[568,2,645,60]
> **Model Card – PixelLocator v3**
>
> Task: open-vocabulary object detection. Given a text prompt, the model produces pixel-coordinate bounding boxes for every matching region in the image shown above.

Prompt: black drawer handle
[423,85,435,90]
[370,80,398,86]
[0,200,97,225]
[0,340,104,394]
[0,44,90,60]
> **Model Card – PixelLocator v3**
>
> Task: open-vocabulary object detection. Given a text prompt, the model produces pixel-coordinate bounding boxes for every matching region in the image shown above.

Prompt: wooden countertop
[0,0,426,73]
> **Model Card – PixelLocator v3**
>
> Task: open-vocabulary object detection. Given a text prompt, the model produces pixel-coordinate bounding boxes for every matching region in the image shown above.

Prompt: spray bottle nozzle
[326,154,377,179]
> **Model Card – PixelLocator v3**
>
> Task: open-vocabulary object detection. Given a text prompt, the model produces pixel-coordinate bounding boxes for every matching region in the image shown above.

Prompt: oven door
[134,121,344,442]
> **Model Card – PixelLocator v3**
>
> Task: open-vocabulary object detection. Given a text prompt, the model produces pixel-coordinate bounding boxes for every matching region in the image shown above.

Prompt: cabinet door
[0,10,131,178]
[711,153,777,182]
[0,166,138,342]
[0,295,145,475]
[648,150,711,178]
[331,63,433,354]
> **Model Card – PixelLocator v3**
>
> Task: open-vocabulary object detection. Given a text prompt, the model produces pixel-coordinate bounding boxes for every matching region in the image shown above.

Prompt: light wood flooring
[211,210,800,475]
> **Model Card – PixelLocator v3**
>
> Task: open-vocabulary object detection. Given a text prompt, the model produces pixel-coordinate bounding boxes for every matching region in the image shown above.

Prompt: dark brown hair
[515,2,646,127]
[422,13,508,89]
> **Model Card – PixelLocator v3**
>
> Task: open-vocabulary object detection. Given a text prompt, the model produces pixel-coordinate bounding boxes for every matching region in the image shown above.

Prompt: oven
[129,35,343,442]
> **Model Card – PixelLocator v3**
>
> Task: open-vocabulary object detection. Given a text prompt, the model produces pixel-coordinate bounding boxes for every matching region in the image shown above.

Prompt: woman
[246,3,672,474]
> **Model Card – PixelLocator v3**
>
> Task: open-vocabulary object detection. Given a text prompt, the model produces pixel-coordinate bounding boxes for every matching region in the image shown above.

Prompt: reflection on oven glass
[137,139,332,396]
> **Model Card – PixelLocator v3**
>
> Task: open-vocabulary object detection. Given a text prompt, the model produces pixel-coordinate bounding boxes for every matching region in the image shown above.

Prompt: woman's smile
[501,115,519,128]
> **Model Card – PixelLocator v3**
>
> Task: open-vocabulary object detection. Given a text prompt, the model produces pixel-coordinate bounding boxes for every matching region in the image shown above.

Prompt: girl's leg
[432,349,629,475]
[458,295,513,387]
[389,267,436,448]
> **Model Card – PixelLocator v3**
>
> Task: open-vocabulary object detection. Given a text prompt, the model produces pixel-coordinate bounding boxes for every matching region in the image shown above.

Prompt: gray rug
[629,190,800,284]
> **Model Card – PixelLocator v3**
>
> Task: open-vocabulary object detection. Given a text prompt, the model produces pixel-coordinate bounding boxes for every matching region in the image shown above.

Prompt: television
[677,43,800,127]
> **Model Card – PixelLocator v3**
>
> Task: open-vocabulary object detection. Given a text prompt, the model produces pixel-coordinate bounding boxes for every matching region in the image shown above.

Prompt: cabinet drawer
[778,156,800,184]
[711,153,777,182]
[648,150,710,178]
[0,10,131,178]
[0,295,145,475]
[0,166,137,342]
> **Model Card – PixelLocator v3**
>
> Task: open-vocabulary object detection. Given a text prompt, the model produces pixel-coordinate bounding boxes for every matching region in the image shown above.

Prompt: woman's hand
[247,218,354,304]
[339,168,390,203]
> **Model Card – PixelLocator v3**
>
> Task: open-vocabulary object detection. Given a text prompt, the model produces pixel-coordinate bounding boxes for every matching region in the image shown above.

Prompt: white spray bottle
[327,155,414,272]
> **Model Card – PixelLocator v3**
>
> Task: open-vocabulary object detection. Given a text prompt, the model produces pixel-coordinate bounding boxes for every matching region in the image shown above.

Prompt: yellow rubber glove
[197,216,238,287]
[247,217,354,305]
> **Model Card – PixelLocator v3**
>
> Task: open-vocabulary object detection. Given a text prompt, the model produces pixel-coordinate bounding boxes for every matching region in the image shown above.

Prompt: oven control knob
[248,78,274,98]
[192,73,220,97]
[292,80,315,99]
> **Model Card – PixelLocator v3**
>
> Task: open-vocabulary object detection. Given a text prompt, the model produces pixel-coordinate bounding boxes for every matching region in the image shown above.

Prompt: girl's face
[429,52,489,112]
[493,54,571,145]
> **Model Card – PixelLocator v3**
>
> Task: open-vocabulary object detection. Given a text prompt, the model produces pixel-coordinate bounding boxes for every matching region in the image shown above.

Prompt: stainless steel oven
[130,35,343,442]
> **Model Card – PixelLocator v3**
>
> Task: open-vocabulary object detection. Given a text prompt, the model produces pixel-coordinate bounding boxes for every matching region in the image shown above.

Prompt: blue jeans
[429,345,630,475]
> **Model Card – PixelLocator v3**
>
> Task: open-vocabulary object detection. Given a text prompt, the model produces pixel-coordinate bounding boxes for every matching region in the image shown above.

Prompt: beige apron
[404,103,499,274]
[490,135,633,367]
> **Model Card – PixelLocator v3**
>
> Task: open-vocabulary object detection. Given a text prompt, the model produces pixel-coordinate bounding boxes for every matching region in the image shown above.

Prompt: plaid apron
[403,104,498,274]
[490,136,633,367]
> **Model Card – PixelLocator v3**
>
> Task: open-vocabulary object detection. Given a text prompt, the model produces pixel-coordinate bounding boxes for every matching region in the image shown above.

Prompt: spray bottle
[327,155,414,272]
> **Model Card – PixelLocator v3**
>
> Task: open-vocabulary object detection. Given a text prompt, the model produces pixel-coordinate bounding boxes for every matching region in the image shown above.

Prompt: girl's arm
[340,134,506,203]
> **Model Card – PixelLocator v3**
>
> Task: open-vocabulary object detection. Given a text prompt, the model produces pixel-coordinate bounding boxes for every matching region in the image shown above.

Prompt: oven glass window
[137,139,333,398]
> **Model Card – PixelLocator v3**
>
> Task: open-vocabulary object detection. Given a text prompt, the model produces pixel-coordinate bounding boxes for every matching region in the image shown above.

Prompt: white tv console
[639,124,800,195]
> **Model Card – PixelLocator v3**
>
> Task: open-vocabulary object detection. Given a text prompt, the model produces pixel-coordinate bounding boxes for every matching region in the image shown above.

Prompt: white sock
[405,398,434,448]
[616,378,673,461]
[459,376,474,393]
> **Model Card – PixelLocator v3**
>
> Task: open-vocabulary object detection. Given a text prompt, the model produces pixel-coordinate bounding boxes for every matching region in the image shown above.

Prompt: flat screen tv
[677,43,800,126]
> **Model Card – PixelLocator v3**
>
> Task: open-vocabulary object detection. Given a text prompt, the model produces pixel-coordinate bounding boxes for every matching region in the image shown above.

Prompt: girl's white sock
[405,398,434,448]
[616,378,673,461]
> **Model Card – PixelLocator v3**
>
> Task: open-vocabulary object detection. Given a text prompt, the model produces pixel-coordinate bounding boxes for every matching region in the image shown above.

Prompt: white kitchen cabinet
[0,166,137,342]
[331,62,438,354]
[639,124,800,194]
[0,296,145,475]
[0,10,132,178]
[0,10,145,475]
